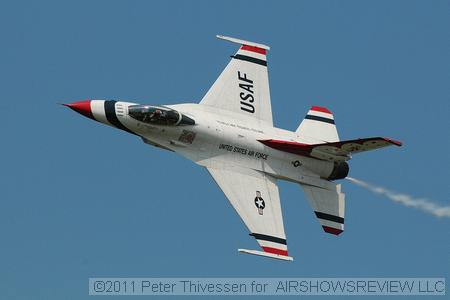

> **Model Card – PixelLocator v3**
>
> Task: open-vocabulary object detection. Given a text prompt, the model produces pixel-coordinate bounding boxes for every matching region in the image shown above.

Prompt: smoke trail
[346,177,450,218]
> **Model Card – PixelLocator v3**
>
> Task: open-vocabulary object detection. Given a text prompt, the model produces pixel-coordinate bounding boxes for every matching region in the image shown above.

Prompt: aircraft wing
[300,183,345,235]
[206,166,292,261]
[260,137,402,162]
[200,35,273,126]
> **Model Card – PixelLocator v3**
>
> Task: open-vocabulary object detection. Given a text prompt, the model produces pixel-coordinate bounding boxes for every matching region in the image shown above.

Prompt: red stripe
[259,139,313,157]
[311,106,332,114]
[260,139,309,147]
[382,137,402,147]
[262,247,288,256]
[241,45,267,55]
[322,226,343,235]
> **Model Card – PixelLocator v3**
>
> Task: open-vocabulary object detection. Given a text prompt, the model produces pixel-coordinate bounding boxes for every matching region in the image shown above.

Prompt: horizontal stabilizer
[300,183,345,235]
[259,137,402,162]
[238,249,293,261]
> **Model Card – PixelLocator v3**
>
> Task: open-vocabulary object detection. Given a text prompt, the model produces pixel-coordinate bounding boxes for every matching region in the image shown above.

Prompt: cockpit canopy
[128,105,195,126]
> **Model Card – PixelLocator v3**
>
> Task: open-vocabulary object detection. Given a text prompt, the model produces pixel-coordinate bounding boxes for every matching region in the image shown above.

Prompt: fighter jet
[64,35,401,261]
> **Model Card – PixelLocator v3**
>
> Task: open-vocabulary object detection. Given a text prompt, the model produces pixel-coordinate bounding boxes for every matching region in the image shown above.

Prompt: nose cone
[64,100,94,120]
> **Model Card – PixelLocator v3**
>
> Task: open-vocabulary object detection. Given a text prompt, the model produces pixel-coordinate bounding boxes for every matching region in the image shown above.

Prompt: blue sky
[1,0,449,299]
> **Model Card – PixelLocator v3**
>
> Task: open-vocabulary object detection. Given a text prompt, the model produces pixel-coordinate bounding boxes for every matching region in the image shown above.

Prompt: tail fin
[296,106,339,143]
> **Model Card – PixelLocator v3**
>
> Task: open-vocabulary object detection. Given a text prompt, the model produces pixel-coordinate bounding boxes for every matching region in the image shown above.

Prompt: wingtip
[322,226,344,235]
[383,138,403,147]
[238,249,293,261]
[310,106,332,114]
[216,35,271,50]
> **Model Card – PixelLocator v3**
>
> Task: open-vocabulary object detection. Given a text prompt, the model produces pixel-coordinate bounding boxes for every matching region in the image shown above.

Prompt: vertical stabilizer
[296,106,339,142]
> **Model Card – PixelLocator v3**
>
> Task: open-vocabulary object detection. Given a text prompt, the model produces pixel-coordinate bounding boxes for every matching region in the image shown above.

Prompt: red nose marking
[64,100,94,120]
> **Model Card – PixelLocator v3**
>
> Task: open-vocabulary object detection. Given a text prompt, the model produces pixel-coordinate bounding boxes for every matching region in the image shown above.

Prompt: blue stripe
[104,100,137,135]
[305,115,335,124]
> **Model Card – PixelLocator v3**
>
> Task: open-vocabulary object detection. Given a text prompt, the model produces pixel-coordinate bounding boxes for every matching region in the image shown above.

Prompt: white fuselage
[92,100,337,189]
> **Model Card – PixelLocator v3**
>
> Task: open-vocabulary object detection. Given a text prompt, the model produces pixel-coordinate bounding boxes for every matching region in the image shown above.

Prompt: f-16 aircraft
[64,35,401,261]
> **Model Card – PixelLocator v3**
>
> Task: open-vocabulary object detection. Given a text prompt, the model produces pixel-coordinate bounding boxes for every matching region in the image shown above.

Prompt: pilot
[150,109,162,121]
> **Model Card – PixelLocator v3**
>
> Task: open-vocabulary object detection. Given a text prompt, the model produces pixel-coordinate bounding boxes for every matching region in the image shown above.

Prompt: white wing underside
[200,36,273,126]
[206,166,292,261]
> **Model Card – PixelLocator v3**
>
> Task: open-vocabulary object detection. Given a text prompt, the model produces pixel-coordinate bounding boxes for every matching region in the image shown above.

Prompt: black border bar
[250,233,287,245]
[314,211,344,224]
[305,115,335,124]
[232,54,267,66]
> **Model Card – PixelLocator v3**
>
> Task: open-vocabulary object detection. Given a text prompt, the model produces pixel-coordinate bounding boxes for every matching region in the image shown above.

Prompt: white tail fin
[296,106,339,142]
